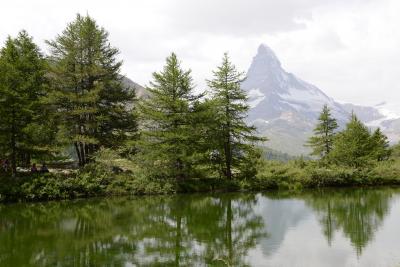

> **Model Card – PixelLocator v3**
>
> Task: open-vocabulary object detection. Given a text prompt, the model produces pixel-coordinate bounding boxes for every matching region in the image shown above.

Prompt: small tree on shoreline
[307,104,338,161]
[330,114,370,167]
[370,128,391,161]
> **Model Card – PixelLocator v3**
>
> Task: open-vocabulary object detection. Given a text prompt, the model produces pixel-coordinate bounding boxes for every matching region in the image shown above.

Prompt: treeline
[307,105,391,167]
[245,105,396,191]
[0,14,265,180]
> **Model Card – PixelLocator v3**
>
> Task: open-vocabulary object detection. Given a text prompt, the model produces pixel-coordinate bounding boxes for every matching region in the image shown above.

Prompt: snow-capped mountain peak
[253,44,282,68]
[242,44,348,123]
[243,44,399,155]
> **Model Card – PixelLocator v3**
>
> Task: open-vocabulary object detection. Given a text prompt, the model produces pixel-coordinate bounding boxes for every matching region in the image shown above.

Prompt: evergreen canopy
[207,53,266,179]
[47,14,137,166]
[137,53,202,179]
[0,31,51,175]
[307,104,338,160]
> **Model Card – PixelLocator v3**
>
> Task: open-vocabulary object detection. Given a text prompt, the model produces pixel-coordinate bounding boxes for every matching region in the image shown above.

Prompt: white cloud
[0,0,399,109]
[266,0,400,108]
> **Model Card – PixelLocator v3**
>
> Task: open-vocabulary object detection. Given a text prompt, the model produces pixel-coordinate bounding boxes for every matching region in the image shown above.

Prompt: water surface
[1,188,400,266]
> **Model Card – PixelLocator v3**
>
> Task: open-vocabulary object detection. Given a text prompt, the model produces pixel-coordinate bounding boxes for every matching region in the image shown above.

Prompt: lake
[1,188,400,267]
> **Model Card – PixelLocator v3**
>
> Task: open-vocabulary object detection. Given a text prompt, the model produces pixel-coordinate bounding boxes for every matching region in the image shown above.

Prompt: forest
[1,14,400,202]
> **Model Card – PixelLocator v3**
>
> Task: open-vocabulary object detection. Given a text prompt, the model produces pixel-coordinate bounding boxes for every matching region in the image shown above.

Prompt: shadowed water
[1,188,400,267]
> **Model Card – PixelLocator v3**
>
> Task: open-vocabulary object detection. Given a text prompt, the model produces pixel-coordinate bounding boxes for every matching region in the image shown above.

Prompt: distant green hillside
[260,146,303,162]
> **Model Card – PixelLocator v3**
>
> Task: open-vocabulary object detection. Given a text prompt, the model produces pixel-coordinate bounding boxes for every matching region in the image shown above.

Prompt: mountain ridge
[243,44,400,155]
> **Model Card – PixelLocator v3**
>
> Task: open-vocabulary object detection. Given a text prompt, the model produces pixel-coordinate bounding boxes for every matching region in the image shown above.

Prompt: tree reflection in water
[0,188,396,266]
[303,188,394,256]
[0,194,266,266]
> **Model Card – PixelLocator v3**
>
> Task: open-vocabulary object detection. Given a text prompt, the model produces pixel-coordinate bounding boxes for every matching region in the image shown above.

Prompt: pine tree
[307,104,338,159]
[330,114,372,167]
[0,31,50,176]
[207,53,266,180]
[137,53,201,180]
[370,128,391,161]
[46,14,137,166]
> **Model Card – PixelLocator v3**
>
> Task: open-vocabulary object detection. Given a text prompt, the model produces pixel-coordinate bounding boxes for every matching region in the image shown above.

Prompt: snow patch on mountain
[248,88,266,108]
[366,102,400,129]
[279,86,335,112]
[374,102,400,120]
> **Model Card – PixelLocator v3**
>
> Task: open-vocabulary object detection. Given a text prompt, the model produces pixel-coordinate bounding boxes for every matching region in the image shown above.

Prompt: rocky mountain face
[242,44,400,155]
[121,76,149,98]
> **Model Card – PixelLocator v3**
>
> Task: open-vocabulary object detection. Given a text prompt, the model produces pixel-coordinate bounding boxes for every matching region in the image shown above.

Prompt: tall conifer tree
[137,53,201,180]
[207,53,265,180]
[47,14,137,166]
[0,31,49,175]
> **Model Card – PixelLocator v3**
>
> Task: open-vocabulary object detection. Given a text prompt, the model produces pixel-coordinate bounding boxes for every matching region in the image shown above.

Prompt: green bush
[251,159,400,191]
[2,156,400,203]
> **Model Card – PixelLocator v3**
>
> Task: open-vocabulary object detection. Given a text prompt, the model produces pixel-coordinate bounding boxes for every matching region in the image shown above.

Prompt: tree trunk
[176,158,185,180]
[79,142,86,167]
[85,143,89,164]
[74,142,82,166]
[11,109,17,177]
[225,90,232,180]
[224,137,232,180]
[25,153,31,167]
[11,135,17,177]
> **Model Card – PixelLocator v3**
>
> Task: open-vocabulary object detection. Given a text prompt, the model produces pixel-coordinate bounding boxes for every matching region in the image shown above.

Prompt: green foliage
[251,157,400,191]
[307,104,338,160]
[370,128,391,161]
[3,157,400,203]
[0,173,175,203]
[390,143,400,158]
[0,31,54,175]
[77,149,176,195]
[46,14,137,166]
[330,114,371,167]
[137,53,203,180]
[207,53,266,180]
[307,107,392,170]
[329,114,391,167]
[252,160,309,190]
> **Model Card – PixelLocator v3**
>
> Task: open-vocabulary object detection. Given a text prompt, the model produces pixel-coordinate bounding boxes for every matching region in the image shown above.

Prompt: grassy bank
[243,159,400,191]
[2,159,400,203]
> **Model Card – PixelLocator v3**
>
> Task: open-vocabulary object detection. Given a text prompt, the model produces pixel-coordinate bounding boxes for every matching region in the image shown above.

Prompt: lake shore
[2,159,400,203]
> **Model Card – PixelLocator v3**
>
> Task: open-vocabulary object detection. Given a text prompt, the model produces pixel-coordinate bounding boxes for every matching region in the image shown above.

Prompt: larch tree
[0,31,50,176]
[137,53,202,180]
[370,128,391,161]
[207,53,266,180]
[307,104,338,160]
[330,114,372,167]
[46,14,137,166]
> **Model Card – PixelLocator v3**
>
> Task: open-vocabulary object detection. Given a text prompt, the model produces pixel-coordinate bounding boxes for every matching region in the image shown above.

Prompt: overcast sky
[1,0,399,109]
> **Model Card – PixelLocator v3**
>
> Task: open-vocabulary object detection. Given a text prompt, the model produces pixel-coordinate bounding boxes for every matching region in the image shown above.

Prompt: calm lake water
[1,188,400,267]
